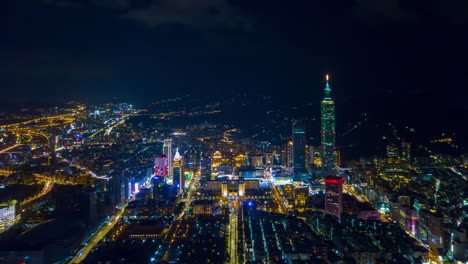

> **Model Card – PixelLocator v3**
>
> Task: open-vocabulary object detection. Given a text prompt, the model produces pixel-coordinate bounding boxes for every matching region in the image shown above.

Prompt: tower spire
[324,74,332,100]
[174,148,181,161]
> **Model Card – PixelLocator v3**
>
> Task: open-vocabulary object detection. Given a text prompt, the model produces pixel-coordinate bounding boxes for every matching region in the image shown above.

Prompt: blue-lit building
[292,122,306,173]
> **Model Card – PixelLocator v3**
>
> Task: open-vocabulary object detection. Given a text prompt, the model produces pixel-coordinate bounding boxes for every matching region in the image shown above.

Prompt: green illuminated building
[321,75,336,176]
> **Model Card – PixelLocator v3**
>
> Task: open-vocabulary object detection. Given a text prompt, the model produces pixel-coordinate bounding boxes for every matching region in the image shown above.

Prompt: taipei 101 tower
[321,74,336,176]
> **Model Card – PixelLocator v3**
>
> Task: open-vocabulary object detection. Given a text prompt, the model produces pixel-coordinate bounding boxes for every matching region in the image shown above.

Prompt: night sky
[2,0,468,121]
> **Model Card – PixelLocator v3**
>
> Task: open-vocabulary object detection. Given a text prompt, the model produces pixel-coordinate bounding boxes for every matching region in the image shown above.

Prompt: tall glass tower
[292,122,306,173]
[163,139,173,179]
[321,75,335,176]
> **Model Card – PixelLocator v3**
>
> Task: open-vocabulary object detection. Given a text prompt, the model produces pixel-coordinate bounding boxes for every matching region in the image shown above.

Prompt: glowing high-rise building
[154,155,168,177]
[334,150,341,167]
[325,175,343,219]
[386,143,400,163]
[212,151,222,169]
[286,141,293,168]
[173,148,184,194]
[401,141,411,162]
[321,74,336,176]
[386,143,399,158]
[163,139,173,178]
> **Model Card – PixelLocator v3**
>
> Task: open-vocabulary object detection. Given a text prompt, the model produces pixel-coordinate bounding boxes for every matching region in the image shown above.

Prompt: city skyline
[1,1,468,264]
[0,94,466,263]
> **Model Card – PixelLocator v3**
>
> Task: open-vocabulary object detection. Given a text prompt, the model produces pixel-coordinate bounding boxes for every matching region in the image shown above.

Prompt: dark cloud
[122,0,253,30]
[44,0,130,9]
[43,0,83,8]
[91,0,131,9]
[41,0,468,27]
[427,1,468,23]
[353,0,418,23]
[353,0,468,23]
[43,0,253,30]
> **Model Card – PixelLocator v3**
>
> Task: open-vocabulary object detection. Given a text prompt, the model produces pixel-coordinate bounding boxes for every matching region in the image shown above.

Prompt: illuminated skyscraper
[309,146,322,167]
[401,141,411,162]
[386,143,399,158]
[212,151,222,169]
[321,75,336,176]
[292,122,306,173]
[163,139,173,178]
[285,141,293,168]
[173,148,184,194]
[334,150,341,167]
[154,155,168,177]
[386,143,399,163]
[306,145,312,165]
[325,175,343,219]
[251,156,264,167]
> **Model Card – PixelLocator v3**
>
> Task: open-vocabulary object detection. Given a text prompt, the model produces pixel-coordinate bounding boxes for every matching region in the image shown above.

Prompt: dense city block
[0,80,467,264]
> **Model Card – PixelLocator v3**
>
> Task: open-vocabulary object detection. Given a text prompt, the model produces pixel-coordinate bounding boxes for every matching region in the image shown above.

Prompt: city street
[21,180,53,206]
[69,202,128,264]
[228,203,239,264]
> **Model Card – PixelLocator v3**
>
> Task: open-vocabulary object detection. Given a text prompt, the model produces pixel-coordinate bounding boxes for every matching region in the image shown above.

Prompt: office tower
[334,150,341,167]
[152,176,164,202]
[234,154,247,167]
[309,146,322,167]
[418,209,444,252]
[387,143,400,163]
[163,139,173,178]
[451,226,467,261]
[49,135,56,165]
[286,141,293,168]
[401,141,411,162]
[173,149,184,194]
[321,75,336,176]
[308,146,314,165]
[54,185,81,216]
[186,148,198,170]
[265,153,274,167]
[112,172,126,205]
[251,155,264,167]
[200,156,212,179]
[0,200,16,229]
[80,189,98,225]
[292,122,306,173]
[324,175,343,219]
[154,155,168,177]
[212,151,222,169]
[387,143,399,158]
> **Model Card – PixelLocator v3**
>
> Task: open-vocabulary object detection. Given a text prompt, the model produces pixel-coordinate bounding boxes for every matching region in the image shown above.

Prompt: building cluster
[346,137,468,262]
[0,74,467,263]
[0,200,17,232]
